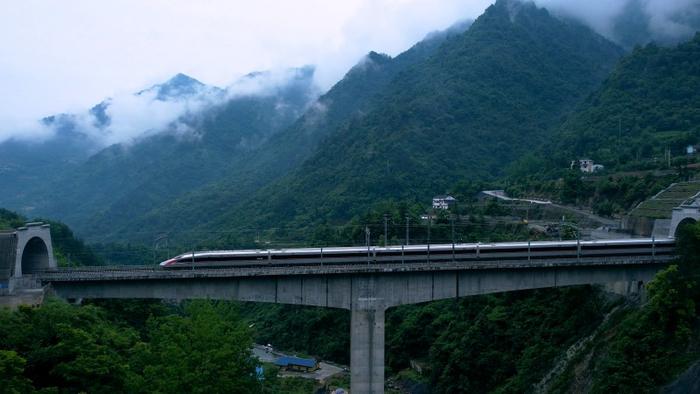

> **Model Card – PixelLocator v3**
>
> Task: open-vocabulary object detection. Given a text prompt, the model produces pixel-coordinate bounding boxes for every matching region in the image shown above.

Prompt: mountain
[0,118,94,207]
[0,68,319,237]
[522,33,700,174]
[137,73,223,101]
[85,20,474,242]
[0,73,220,208]
[36,67,318,233]
[126,0,624,245]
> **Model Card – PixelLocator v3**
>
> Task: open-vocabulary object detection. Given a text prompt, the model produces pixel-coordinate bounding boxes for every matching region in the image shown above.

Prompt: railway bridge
[16,237,675,394]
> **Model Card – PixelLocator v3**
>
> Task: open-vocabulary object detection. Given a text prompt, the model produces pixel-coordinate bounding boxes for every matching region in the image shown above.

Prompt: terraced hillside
[630,182,700,219]
[624,181,700,235]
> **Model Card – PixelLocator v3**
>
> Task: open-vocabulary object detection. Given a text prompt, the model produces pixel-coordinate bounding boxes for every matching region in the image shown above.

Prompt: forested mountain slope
[187,0,624,243]
[0,73,222,207]
[542,33,700,172]
[12,68,318,236]
[93,20,473,242]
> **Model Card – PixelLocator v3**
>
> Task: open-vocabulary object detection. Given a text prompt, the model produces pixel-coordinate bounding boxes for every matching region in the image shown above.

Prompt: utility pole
[405,216,410,245]
[451,214,456,262]
[427,212,432,263]
[152,234,168,264]
[559,216,564,241]
[365,226,371,264]
[384,214,388,247]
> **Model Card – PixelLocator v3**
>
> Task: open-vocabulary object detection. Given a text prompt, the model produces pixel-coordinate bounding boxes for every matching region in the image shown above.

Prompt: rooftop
[274,356,317,368]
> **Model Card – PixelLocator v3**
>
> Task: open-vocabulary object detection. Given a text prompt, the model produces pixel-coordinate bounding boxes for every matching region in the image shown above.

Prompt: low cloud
[645,0,700,40]
[1,0,697,147]
[226,67,315,99]
[0,118,54,144]
[0,68,318,148]
[533,0,700,46]
[98,87,217,146]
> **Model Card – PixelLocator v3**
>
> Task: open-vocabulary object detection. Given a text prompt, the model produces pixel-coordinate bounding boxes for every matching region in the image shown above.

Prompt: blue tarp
[274,356,317,368]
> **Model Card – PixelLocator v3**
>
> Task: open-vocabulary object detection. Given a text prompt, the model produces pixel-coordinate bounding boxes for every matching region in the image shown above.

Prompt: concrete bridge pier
[351,275,387,394]
[351,306,386,394]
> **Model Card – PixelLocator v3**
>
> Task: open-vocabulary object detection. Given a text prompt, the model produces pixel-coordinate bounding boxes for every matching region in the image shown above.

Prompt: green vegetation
[0,68,317,244]
[510,32,700,179]
[2,1,700,392]
[503,32,700,218]
[548,221,700,393]
[629,181,700,219]
[0,0,621,247]
[240,303,350,365]
[556,33,700,169]
[425,288,606,393]
[131,0,622,248]
[0,208,23,230]
[506,171,680,217]
[90,20,471,245]
[0,300,275,393]
[0,209,102,267]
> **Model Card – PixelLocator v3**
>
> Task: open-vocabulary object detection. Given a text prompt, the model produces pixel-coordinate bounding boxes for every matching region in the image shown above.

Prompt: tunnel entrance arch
[669,194,700,238]
[674,217,697,238]
[12,223,57,278]
[21,237,50,274]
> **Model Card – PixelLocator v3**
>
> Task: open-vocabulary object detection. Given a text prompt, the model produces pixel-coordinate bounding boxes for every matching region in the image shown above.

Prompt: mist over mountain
[535,0,700,49]
[101,0,624,245]
[0,67,319,230]
[137,73,223,101]
[72,19,474,241]
[4,0,697,243]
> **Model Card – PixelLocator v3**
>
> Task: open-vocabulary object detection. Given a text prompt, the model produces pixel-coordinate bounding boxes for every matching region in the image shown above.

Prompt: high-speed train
[159,238,675,269]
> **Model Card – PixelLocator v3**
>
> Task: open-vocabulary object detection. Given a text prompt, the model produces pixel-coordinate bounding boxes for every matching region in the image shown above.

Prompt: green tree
[590,221,700,393]
[0,300,138,393]
[0,350,33,394]
[129,301,258,394]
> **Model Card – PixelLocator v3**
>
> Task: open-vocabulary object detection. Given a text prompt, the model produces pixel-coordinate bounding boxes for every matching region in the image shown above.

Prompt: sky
[0,0,492,142]
[1,0,698,145]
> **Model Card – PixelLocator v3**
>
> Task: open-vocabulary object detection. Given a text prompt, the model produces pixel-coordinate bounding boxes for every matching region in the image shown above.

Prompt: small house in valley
[570,159,604,173]
[432,195,457,210]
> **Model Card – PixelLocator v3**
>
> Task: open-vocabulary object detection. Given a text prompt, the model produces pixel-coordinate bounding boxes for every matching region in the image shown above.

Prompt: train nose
[159,258,177,267]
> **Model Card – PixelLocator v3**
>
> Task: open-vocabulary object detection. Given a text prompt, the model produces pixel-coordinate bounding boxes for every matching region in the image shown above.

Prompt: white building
[432,195,457,210]
[571,159,604,173]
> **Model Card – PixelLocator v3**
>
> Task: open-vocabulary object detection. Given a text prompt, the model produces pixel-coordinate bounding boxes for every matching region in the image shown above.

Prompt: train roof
[173,237,674,260]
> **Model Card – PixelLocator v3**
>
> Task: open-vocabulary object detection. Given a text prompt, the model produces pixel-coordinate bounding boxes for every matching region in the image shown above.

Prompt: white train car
[159,238,675,269]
